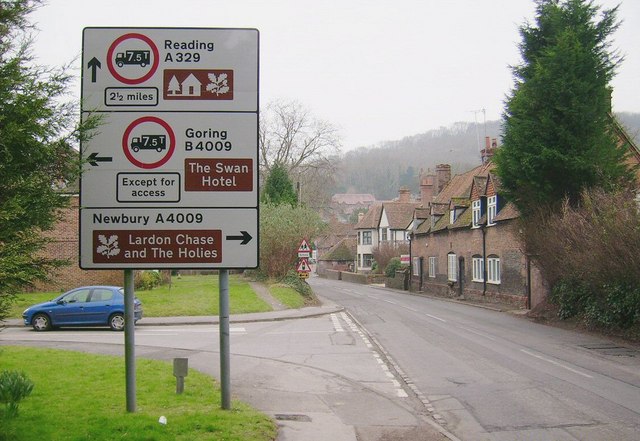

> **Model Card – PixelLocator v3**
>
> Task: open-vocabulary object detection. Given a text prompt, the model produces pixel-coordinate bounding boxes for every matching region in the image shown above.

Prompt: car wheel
[32,313,51,332]
[109,313,125,331]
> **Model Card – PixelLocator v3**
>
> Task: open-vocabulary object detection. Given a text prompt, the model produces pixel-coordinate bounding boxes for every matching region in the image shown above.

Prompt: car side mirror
[57,300,65,305]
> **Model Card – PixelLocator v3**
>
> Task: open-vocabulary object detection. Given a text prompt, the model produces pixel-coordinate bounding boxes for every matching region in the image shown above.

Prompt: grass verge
[8,275,272,319]
[0,346,276,441]
[268,285,307,309]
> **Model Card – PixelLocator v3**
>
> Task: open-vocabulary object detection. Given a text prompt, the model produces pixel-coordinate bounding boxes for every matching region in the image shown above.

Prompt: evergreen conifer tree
[494,0,635,217]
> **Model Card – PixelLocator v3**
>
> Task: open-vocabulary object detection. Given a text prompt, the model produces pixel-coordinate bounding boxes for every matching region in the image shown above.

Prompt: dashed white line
[520,349,593,378]
[425,313,447,323]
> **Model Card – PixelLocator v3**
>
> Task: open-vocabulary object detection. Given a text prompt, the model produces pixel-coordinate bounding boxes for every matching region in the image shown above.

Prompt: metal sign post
[124,269,136,412]
[219,270,231,409]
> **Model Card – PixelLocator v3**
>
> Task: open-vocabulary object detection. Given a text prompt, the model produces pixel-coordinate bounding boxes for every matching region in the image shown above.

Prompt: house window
[487,195,498,226]
[362,231,372,245]
[472,255,484,282]
[358,232,361,245]
[487,256,501,284]
[450,209,456,224]
[472,199,482,228]
[363,254,373,268]
[412,257,422,277]
[447,253,457,282]
[381,228,387,241]
[429,257,436,278]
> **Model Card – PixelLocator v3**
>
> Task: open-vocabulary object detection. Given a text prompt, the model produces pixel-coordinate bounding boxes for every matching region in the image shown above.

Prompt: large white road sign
[80,28,259,269]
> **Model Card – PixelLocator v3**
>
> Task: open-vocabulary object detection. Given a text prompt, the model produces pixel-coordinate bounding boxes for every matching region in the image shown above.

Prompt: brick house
[355,188,421,273]
[410,139,545,308]
[35,195,122,291]
[410,126,640,308]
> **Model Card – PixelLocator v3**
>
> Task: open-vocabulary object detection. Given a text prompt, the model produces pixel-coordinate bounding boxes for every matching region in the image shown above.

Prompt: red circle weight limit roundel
[122,116,176,169]
[107,33,159,85]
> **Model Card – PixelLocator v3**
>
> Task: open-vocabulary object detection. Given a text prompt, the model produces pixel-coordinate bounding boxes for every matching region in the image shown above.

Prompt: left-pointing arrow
[87,57,101,83]
[226,231,252,245]
[87,152,112,167]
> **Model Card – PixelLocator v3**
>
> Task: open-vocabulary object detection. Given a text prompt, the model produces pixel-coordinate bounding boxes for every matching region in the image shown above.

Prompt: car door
[84,288,117,324]
[50,288,92,325]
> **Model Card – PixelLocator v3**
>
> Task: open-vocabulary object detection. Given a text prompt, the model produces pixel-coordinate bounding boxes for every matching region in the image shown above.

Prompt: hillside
[333,113,640,200]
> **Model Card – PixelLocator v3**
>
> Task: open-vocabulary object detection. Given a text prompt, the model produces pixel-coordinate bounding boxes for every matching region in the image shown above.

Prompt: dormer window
[472,199,482,228]
[487,195,498,226]
[450,209,456,224]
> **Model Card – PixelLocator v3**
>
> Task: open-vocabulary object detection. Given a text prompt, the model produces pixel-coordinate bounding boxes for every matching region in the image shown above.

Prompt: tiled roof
[355,204,382,229]
[494,201,520,222]
[320,237,357,261]
[414,207,430,220]
[332,193,376,205]
[383,201,421,230]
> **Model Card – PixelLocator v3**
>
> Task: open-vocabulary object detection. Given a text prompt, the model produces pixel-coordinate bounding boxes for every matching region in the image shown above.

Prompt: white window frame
[447,253,457,282]
[472,256,484,282]
[487,195,497,226]
[450,209,456,224]
[429,256,436,278]
[472,199,482,228]
[487,256,501,284]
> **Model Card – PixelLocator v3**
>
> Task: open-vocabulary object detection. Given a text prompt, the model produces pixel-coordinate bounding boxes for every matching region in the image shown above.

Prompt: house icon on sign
[167,73,202,97]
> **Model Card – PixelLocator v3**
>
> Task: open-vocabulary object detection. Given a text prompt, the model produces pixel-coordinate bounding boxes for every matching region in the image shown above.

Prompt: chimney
[398,186,411,203]
[420,174,435,206]
[481,137,498,164]
[435,164,451,195]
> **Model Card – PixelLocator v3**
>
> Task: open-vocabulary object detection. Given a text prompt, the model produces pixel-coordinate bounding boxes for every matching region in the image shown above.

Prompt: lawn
[8,275,273,319]
[269,284,307,309]
[0,346,277,441]
[135,275,272,317]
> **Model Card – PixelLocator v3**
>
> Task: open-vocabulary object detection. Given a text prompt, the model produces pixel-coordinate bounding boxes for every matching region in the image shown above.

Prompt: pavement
[1,286,504,441]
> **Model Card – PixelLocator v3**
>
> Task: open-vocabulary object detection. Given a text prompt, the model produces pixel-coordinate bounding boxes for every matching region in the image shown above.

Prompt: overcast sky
[31,0,640,150]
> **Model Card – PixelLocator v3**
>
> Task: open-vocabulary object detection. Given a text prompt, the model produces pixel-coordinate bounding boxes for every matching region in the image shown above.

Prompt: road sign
[297,258,311,273]
[80,28,259,269]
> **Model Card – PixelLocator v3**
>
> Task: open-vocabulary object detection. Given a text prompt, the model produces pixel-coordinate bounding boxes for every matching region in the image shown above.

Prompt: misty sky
[30,0,640,150]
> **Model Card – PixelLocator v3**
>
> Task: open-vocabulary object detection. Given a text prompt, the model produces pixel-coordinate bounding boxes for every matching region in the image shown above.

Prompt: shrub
[135,270,162,290]
[282,270,313,297]
[385,257,407,278]
[0,370,34,418]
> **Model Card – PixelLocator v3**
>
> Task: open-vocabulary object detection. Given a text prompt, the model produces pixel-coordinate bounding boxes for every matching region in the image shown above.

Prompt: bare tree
[259,99,342,208]
[260,99,341,173]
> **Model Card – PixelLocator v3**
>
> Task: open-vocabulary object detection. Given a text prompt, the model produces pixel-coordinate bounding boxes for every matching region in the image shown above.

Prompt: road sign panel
[80,208,257,269]
[82,28,258,112]
[297,258,311,273]
[80,112,258,208]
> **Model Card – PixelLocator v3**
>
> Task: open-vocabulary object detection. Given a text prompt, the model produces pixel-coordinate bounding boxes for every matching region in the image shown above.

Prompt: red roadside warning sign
[297,258,311,273]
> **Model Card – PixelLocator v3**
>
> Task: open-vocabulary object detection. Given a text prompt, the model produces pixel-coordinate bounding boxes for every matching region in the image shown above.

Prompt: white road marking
[330,313,344,332]
[520,349,593,378]
[457,325,497,341]
[425,313,447,323]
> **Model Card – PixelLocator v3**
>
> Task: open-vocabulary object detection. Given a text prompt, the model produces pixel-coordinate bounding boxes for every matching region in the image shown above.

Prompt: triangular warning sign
[297,258,311,273]
[298,239,311,253]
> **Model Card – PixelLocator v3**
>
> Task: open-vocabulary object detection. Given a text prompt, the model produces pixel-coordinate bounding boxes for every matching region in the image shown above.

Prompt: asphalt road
[309,277,640,441]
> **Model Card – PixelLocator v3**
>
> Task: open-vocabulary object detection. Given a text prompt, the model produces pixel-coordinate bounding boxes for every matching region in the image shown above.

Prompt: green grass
[8,275,272,319]
[0,346,276,441]
[137,275,271,317]
[269,285,306,309]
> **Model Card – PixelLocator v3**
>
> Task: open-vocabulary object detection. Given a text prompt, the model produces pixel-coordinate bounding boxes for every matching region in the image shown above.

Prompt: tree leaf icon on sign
[206,73,230,96]
[97,234,120,259]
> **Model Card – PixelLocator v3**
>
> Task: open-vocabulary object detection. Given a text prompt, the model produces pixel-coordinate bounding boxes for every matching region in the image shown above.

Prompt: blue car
[22,286,143,332]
